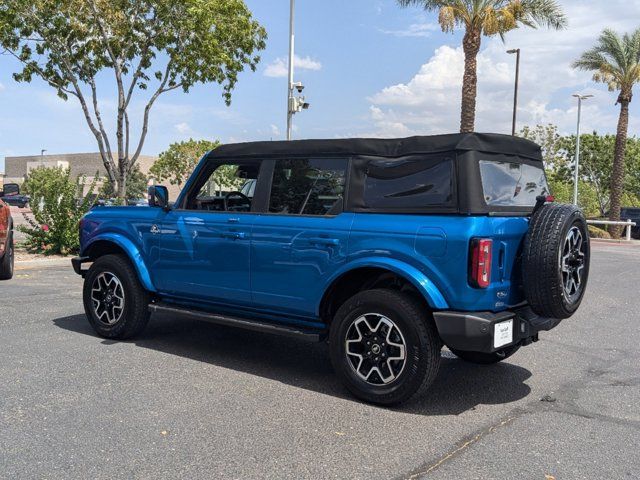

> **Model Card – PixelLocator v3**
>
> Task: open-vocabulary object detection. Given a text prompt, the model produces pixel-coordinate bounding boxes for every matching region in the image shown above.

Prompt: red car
[0,194,14,280]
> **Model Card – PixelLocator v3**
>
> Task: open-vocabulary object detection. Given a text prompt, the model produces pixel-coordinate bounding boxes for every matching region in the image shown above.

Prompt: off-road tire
[329,289,441,406]
[0,230,14,280]
[83,254,150,339]
[523,203,590,319]
[450,344,521,365]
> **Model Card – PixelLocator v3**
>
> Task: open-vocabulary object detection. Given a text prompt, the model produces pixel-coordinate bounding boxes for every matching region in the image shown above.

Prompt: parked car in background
[0,193,15,280]
[1,183,29,208]
[620,207,640,239]
[71,133,591,405]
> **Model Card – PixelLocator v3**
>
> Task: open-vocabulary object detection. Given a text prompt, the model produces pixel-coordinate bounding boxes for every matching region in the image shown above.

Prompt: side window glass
[363,156,453,209]
[269,158,348,216]
[188,162,259,212]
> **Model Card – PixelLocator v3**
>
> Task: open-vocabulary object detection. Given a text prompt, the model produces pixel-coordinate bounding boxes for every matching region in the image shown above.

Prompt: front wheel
[329,289,441,406]
[450,344,521,365]
[83,254,150,339]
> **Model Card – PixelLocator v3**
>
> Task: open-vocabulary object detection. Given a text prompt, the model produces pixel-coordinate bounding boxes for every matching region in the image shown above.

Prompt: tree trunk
[460,29,481,133]
[608,91,632,238]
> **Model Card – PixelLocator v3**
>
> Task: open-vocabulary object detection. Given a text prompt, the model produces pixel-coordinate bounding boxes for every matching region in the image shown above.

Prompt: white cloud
[264,55,322,78]
[0,82,5,91]
[365,0,640,138]
[380,22,439,38]
[270,124,281,137]
[174,122,192,134]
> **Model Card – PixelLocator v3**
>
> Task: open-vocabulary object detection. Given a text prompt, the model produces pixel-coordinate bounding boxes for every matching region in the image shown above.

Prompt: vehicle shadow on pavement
[53,313,532,415]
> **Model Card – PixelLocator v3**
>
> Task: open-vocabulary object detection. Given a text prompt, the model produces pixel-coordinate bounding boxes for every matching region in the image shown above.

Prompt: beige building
[2,152,168,197]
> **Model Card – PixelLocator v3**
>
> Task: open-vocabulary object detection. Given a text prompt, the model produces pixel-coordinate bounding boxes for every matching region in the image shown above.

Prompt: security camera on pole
[286,0,310,141]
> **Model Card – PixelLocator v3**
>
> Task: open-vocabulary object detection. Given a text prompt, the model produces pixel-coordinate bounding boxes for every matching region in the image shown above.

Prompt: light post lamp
[507,48,520,136]
[286,0,309,140]
[572,94,593,205]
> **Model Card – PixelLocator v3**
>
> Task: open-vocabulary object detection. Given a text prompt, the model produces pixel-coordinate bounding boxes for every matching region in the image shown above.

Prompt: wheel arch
[83,234,156,292]
[317,258,448,322]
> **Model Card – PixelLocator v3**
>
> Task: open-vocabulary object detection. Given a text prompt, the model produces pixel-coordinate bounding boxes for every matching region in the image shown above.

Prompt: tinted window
[363,157,453,209]
[480,160,549,207]
[269,158,347,215]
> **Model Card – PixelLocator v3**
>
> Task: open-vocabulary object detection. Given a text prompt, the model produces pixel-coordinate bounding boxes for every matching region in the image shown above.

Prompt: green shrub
[19,167,96,255]
[588,225,611,239]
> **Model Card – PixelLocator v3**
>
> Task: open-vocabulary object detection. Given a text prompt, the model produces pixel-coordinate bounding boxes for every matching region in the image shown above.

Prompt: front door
[153,159,262,305]
[251,157,353,317]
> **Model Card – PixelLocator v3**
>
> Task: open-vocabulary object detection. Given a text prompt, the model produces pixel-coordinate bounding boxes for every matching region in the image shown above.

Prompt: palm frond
[518,0,567,30]
[573,27,640,95]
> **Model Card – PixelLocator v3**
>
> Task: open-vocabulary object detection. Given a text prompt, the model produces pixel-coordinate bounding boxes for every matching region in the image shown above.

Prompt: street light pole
[572,94,593,205]
[286,0,295,141]
[507,49,520,136]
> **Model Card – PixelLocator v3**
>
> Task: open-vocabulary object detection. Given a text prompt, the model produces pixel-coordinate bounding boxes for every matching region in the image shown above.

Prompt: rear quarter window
[361,156,454,210]
[479,160,549,207]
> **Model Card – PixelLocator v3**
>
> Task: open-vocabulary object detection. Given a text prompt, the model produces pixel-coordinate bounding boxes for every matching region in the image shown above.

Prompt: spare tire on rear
[522,203,590,319]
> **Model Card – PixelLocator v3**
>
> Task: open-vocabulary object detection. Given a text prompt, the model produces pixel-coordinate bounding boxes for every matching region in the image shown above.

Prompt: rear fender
[83,233,156,292]
[318,257,448,314]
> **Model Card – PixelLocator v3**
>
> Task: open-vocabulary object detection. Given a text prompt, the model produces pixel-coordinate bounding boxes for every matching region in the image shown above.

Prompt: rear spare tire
[523,203,590,319]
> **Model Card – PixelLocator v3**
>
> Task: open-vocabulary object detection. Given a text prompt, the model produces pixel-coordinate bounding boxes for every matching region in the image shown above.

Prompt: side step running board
[149,302,324,342]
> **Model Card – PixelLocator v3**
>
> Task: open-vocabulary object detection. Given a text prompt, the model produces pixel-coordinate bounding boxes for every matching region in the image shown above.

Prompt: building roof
[208,133,543,161]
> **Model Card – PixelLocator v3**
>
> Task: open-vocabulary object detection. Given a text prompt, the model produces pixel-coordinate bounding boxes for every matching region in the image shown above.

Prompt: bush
[19,167,96,255]
[588,225,611,239]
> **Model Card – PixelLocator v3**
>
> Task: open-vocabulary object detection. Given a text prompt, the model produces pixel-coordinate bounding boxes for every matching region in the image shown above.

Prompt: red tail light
[470,238,492,288]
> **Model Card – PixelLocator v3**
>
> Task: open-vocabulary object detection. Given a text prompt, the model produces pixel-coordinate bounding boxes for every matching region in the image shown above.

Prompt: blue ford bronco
[72,133,590,405]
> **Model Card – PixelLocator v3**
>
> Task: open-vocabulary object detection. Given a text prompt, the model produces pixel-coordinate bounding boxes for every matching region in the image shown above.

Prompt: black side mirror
[148,185,169,210]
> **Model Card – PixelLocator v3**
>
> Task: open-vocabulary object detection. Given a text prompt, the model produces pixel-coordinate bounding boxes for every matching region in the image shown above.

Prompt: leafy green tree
[574,28,640,236]
[397,0,566,132]
[151,139,220,187]
[520,124,569,172]
[0,0,266,199]
[99,166,148,200]
[19,167,96,255]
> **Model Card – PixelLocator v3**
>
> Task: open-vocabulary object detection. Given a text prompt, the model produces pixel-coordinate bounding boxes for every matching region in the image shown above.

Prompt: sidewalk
[15,251,73,271]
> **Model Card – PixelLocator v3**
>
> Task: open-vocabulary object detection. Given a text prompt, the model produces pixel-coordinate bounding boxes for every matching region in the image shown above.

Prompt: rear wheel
[0,231,14,280]
[450,344,521,365]
[329,289,441,406]
[83,254,150,339]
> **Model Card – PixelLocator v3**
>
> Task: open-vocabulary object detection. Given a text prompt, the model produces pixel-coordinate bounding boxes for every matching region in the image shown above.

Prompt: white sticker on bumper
[494,319,514,349]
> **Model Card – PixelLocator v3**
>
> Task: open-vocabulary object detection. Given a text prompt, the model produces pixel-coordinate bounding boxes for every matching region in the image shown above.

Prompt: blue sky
[1,0,639,173]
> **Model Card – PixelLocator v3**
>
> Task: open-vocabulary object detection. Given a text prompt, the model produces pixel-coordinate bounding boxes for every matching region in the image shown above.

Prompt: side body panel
[347,213,529,313]
[153,210,255,304]
[251,213,355,317]
[80,206,163,292]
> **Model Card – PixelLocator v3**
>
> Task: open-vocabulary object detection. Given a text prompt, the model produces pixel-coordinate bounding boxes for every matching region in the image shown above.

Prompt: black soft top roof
[208,132,542,161]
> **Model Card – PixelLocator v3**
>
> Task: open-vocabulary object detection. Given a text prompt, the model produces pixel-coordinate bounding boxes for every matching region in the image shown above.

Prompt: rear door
[251,157,353,317]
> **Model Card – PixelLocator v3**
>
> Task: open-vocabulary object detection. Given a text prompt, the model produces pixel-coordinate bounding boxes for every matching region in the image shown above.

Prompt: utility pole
[286,0,309,140]
[507,48,520,136]
[286,0,295,141]
[572,94,593,205]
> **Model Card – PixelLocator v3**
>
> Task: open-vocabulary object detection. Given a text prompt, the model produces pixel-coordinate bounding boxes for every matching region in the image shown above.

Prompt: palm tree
[574,28,640,238]
[397,1,567,133]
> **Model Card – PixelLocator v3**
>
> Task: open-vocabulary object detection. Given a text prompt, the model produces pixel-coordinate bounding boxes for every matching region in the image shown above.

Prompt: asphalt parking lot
[1,243,639,479]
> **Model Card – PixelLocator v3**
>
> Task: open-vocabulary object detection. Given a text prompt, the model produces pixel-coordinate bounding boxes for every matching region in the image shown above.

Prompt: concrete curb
[15,257,73,270]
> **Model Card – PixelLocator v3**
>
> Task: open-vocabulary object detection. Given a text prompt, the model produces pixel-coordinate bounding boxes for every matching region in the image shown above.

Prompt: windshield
[479,159,549,207]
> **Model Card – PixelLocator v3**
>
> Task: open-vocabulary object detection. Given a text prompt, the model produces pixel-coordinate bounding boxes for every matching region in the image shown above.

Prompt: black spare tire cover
[522,203,590,319]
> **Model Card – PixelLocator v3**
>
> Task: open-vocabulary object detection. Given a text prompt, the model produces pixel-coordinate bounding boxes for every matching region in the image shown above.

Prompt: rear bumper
[433,305,561,353]
[71,256,91,277]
